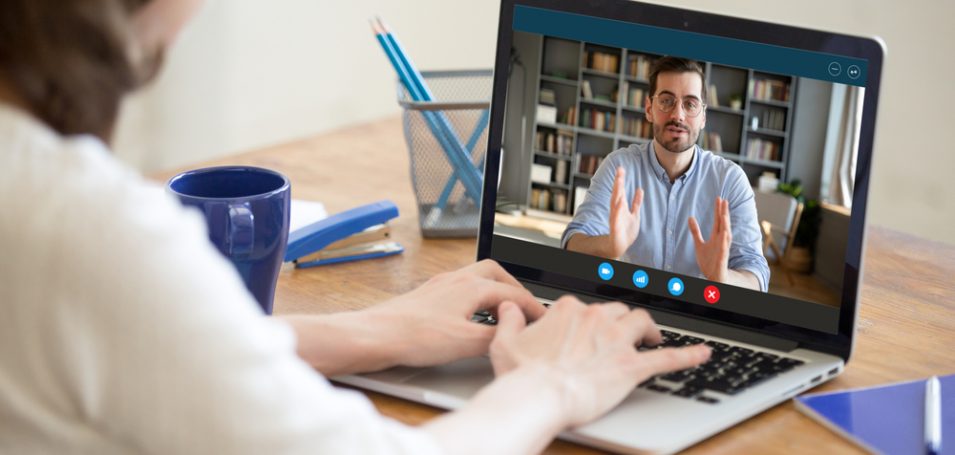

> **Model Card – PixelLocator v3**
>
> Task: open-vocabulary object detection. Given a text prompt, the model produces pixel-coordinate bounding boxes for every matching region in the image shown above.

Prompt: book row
[585,51,620,73]
[626,55,655,80]
[745,138,782,162]
[578,154,606,176]
[579,108,617,132]
[621,116,652,139]
[535,130,575,155]
[749,78,791,102]
[531,160,570,185]
[700,131,724,152]
[530,187,569,213]
[751,109,787,131]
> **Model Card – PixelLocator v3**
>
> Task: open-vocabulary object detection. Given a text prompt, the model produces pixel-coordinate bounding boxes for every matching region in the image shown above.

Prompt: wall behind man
[113,0,955,246]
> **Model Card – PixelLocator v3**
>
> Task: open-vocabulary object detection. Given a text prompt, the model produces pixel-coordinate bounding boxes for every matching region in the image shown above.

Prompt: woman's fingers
[636,344,711,376]
[470,278,546,321]
[617,308,662,347]
[493,301,527,343]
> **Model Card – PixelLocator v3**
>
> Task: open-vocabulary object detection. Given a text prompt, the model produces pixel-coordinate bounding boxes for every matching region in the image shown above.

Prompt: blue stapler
[284,200,404,268]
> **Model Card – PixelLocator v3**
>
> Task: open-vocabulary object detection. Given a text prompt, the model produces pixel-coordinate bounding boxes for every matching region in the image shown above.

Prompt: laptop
[337,0,884,452]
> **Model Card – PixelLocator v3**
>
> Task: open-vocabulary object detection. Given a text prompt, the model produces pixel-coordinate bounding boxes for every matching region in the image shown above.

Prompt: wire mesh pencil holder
[398,69,493,237]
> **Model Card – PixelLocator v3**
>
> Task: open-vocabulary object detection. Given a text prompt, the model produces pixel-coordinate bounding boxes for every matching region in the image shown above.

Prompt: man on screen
[563,57,769,292]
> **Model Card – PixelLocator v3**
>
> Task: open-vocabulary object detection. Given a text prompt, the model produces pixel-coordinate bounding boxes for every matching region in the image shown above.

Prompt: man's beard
[653,120,700,154]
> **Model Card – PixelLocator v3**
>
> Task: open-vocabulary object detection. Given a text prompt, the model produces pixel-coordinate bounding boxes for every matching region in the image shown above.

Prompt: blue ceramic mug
[168,166,290,315]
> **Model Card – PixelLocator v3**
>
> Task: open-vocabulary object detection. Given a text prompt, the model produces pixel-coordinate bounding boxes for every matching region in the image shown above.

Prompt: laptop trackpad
[372,357,495,408]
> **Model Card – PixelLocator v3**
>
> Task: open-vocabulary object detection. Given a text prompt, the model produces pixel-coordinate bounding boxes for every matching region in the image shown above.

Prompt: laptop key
[727,346,754,356]
[673,386,701,398]
[682,335,705,345]
[647,384,671,393]
[660,370,694,383]
[696,395,720,404]
[704,340,730,351]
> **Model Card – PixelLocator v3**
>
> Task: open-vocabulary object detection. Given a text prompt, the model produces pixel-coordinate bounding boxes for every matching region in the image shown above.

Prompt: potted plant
[776,179,821,273]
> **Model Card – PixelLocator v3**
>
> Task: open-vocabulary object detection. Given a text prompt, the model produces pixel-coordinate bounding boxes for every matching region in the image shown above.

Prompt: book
[553,191,567,213]
[704,132,723,152]
[538,189,551,211]
[554,160,568,184]
[707,83,719,107]
[536,104,557,124]
[794,374,955,455]
[538,88,557,105]
[573,185,589,214]
[581,80,593,100]
[530,163,552,184]
[588,51,619,73]
[749,78,791,102]
[627,86,645,108]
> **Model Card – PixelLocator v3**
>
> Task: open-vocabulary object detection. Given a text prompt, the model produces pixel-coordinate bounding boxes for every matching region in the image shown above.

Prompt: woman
[0,0,709,453]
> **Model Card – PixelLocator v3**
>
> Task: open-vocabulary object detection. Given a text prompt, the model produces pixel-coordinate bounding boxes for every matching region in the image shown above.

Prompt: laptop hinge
[523,281,800,352]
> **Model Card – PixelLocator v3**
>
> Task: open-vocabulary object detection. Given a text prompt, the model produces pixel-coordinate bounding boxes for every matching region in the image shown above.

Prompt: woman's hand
[362,259,546,368]
[284,260,545,376]
[490,296,710,428]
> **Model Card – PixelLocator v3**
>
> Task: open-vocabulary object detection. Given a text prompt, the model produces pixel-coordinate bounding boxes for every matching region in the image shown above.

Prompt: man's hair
[0,0,160,141]
[648,57,707,103]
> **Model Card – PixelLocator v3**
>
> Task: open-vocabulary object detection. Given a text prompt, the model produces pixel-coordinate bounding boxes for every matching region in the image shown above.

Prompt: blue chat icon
[667,277,685,296]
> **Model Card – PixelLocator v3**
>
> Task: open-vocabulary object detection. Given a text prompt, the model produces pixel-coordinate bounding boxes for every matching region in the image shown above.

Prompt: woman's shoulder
[0,103,215,293]
[1,110,164,231]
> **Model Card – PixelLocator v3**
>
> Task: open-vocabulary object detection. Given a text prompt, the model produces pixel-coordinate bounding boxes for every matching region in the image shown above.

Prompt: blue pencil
[433,108,490,211]
[371,18,484,204]
[373,19,482,202]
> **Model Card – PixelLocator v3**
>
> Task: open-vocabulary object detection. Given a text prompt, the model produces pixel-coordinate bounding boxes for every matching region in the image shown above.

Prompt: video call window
[493,30,865,321]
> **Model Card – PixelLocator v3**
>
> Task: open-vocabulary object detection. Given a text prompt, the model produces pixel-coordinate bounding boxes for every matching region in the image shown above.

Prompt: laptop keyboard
[471,312,804,404]
[636,330,804,403]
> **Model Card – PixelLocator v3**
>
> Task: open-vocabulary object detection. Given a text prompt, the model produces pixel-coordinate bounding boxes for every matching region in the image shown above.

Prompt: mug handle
[228,203,255,258]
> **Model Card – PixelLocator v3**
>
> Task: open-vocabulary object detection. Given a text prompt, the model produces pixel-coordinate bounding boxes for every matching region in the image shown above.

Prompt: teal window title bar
[513,5,868,87]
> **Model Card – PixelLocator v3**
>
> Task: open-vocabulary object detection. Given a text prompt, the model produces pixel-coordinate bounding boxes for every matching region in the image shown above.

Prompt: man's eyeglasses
[651,94,705,118]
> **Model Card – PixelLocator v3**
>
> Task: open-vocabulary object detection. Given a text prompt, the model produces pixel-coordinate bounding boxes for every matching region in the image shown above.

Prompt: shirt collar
[647,141,699,182]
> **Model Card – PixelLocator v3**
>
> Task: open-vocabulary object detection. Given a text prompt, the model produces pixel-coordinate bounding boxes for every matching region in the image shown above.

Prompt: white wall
[113,0,955,245]
[114,0,501,171]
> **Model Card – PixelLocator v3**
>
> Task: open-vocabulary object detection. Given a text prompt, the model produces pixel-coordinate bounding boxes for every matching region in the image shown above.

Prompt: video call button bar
[490,234,840,334]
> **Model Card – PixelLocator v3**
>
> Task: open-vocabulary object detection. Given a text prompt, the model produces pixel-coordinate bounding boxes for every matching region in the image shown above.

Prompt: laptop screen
[479,0,882,350]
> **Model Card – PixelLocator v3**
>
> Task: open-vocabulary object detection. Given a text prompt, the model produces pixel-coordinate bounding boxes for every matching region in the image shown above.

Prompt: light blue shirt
[562,142,770,292]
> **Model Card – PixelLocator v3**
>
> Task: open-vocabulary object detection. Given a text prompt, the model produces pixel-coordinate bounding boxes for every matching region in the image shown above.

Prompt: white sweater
[0,104,440,454]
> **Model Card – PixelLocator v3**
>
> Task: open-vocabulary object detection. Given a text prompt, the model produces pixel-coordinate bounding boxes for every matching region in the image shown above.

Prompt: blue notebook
[794,374,954,454]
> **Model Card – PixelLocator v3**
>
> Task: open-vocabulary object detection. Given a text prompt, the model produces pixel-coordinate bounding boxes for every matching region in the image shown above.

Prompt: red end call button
[703,285,720,304]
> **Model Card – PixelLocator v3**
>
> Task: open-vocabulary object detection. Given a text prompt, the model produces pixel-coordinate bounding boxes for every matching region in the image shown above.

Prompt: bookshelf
[527,36,798,219]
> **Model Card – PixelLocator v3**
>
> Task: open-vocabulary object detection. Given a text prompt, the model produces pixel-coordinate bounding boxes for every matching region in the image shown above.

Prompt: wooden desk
[153,117,955,454]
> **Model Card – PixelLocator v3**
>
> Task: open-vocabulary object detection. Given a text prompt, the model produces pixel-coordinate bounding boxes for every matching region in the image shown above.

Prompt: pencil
[371,17,484,203]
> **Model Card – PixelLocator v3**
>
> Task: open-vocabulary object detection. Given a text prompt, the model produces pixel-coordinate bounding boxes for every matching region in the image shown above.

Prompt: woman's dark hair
[0,0,159,141]
[648,56,707,102]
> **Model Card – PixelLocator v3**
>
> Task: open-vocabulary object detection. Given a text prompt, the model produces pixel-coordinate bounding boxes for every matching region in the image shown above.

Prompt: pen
[926,376,942,455]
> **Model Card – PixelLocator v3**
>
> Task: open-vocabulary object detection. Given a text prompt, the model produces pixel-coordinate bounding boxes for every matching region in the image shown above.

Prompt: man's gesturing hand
[688,197,732,283]
[608,166,644,260]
